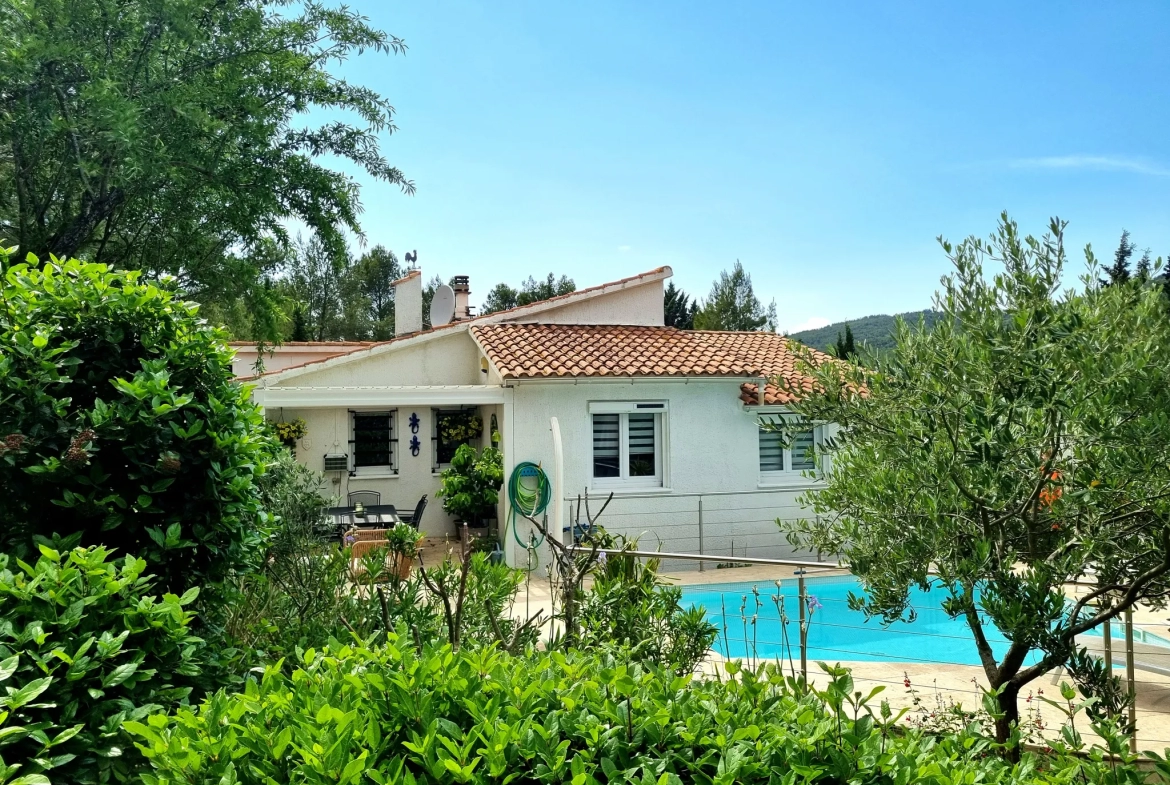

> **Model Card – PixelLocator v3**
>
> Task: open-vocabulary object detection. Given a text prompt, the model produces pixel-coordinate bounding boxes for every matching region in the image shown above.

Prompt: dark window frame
[349,410,398,474]
[432,407,480,472]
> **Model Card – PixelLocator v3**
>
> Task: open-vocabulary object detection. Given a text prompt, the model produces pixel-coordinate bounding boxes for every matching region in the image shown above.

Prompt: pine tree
[693,261,770,332]
[1102,230,1135,286]
[1136,249,1152,282]
[290,305,309,341]
[834,324,856,360]
[664,282,696,329]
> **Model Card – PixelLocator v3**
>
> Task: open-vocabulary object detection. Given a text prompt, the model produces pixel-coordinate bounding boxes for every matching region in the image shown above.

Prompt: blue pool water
[682,575,1042,667]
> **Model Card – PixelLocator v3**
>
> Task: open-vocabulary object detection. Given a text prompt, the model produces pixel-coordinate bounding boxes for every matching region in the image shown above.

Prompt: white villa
[235,266,833,569]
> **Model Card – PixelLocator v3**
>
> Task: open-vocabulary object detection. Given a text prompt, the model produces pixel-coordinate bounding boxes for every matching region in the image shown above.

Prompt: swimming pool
[682,575,1038,667]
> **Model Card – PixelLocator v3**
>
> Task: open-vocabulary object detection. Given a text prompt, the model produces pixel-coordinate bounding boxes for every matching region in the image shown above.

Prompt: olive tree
[0,245,276,606]
[780,215,1170,748]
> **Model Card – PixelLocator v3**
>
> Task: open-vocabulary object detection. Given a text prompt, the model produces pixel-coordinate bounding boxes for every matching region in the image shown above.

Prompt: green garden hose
[506,462,551,561]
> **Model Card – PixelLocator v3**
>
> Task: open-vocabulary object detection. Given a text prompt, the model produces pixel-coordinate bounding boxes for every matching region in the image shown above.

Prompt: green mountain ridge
[788,309,941,353]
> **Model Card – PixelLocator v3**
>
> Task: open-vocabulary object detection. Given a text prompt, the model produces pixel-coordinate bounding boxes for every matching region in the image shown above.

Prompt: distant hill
[788,310,941,353]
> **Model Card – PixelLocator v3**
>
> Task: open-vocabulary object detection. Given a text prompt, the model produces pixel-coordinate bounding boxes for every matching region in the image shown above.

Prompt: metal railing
[570,547,842,571]
[559,487,825,570]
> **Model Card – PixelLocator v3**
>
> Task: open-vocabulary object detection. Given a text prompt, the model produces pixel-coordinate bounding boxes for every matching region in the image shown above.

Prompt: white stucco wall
[269,331,483,388]
[499,280,665,326]
[501,379,828,570]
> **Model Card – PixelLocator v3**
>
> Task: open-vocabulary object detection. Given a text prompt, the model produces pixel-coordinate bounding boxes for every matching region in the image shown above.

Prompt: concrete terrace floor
[497,559,1170,753]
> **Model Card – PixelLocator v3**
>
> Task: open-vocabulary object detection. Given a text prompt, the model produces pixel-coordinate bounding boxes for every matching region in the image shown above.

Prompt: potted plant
[436,444,504,533]
[386,522,424,579]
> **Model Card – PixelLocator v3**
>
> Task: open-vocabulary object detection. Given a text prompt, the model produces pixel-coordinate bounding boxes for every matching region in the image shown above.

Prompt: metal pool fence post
[797,570,808,683]
[1126,608,1137,753]
[1103,608,1112,674]
[698,497,704,573]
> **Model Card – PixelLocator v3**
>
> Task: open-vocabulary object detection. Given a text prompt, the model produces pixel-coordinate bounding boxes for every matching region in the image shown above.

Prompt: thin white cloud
[1009,155,1170,177]
[786,316,831,334]
[617,245,631,252]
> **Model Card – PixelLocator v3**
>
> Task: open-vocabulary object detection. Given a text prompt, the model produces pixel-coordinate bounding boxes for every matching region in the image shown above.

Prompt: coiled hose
[506,462,551,566]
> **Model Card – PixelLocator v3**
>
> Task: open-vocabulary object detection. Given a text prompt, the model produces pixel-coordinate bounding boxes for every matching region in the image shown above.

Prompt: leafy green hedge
[128,636,1151,785]
[0,250,275,601]
[0,545,206,784]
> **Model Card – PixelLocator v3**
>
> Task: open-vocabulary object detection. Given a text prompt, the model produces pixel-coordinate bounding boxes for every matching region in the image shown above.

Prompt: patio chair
[347,490,382,508]
[348,528,390,560]
[325,506,352,524]
[323,506,352,541]
[398,495,427,530]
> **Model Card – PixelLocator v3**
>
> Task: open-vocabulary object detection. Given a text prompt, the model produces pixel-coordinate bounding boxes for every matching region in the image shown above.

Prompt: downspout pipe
[550,416,565,548]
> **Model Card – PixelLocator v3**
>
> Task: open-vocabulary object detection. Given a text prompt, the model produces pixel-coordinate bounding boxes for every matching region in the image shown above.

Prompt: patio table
[351,504,399,527]
[325,504,399,532]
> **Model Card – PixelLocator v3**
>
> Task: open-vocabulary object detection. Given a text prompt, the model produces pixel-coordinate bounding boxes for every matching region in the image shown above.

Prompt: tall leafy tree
[782,215,1170,749]
[693,261,776,332]
[664,281,697,329]
[482,283,519,314]
[0,0,412,337]
[481,273,576,314]
[342,245,402,340]
[283,236,347,342]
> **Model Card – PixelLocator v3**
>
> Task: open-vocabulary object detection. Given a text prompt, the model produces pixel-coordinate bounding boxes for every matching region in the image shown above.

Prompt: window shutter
[790,428,816,471]
[758,430,785,472]
[592,413,620,478]
[627,413,656,477]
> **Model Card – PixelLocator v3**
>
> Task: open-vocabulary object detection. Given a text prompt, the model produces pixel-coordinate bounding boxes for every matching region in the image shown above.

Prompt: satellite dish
[430,284,456,326]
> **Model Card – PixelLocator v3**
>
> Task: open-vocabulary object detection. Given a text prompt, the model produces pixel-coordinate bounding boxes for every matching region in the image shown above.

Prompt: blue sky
[325,2,1170,332]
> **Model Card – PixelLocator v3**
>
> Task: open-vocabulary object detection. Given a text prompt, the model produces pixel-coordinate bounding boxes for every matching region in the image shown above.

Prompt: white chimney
[393,270,423,336]
[452,275,472,321]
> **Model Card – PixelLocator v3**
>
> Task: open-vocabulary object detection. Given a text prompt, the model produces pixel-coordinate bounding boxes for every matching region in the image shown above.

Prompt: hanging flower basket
[272,418,307,448]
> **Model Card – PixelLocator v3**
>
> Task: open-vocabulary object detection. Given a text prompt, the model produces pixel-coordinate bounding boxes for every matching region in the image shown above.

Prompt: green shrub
[0,250,276,602]
[386,523,424,559]
[437,445,503,525]
[416,550,541,652]
[254,448,331,542]
[0,545,206,784]
[128,637,1156,785]
[0,651,58,785]
[223,519,532,661]
[576,549,717,675]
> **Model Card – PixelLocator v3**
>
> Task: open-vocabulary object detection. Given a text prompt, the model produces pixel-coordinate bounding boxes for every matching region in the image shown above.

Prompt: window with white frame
[350,410,397,474]
[590,402,665,488]
[758,419,819,481]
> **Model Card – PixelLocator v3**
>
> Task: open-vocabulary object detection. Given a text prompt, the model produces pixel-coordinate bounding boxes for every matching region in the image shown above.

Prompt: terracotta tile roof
[229,341,376,347]
[470,324,831,403]
[240,267,672,381]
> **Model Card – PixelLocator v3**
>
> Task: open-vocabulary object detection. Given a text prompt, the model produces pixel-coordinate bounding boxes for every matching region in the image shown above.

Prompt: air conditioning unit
[323,453,349,472]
